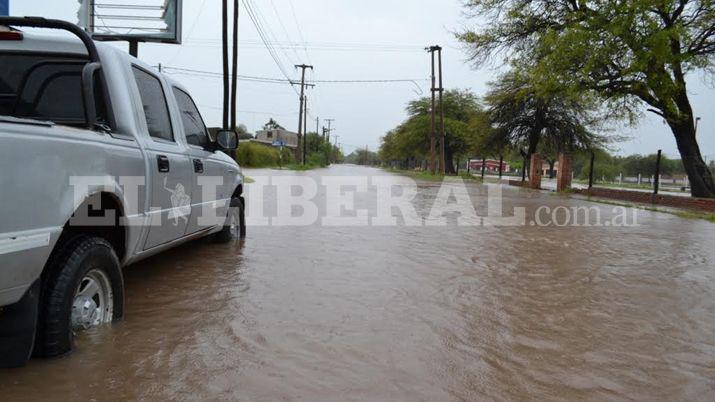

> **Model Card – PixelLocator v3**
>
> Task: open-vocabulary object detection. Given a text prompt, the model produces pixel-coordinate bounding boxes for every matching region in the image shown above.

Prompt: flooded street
[2,165,714,401]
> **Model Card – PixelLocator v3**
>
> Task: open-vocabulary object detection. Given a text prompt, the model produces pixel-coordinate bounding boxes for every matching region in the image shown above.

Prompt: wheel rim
[229,211,239,237]
[71,269,113,332]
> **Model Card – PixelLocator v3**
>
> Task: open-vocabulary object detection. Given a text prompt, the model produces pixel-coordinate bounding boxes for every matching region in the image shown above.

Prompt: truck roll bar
[0,17,113,131]
[0,17,100,62]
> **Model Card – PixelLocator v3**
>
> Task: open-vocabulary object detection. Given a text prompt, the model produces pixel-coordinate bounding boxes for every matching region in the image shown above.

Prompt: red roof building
[468,159,511,173]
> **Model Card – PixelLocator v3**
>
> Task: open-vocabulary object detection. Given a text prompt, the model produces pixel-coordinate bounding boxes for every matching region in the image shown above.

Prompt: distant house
[468,159,511,173]
[541,161,559,177]
[253,129,298,149]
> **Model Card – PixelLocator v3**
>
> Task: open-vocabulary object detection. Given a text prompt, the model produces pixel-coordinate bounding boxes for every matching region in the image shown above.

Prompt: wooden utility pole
[325,119,335,138]
[89,0,96,32]
[303,96,308,163]
[128,40,139,57]
[426,46,438,174]
[222,0,229,130]
[437,46,446,175]
[228,0,239,159]
[324,118,335,162]
[230,0,239,130]
[295,64,313,164]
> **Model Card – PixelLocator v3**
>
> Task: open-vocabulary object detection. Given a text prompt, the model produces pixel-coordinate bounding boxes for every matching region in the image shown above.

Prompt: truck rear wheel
[213,196,246,243]
[34,235,124,358]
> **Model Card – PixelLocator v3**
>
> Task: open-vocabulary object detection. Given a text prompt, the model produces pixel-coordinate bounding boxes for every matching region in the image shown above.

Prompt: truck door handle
[157,155,170,172]
[193,159,204,173]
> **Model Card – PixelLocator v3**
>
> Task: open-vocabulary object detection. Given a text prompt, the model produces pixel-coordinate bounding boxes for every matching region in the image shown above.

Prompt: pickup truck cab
[0,17,246,367]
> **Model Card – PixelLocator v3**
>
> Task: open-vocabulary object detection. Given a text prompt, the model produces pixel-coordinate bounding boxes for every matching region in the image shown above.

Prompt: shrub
[306,152,328,167]
[236,142,294,168]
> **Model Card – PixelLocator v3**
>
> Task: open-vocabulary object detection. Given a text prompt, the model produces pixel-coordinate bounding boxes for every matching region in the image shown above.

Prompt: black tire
[213,196,246,243]
[34,235,124,358]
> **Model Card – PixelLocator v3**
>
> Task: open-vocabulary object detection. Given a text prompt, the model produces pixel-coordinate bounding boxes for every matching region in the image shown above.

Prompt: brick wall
[556,154,572,192]
[574,188,715,213]
[529,153,542,189]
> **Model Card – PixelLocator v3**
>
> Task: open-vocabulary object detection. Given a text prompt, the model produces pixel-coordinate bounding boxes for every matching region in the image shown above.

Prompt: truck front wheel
[34,235,124,358]
[213,196,246,243]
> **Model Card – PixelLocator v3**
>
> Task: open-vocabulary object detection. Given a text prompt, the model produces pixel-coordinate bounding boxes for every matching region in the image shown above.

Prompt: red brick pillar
[529,153,542,189]
[557,153,572,192]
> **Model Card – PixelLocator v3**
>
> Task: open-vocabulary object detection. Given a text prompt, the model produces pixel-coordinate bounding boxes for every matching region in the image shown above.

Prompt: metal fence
[585,150,693,195]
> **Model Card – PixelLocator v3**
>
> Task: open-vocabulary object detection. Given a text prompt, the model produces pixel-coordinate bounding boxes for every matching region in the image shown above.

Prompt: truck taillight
[0,31,23,40]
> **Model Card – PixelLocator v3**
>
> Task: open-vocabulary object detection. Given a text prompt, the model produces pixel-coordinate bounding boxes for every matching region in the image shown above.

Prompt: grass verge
[575,195,715,222]
[283,163,326,171]
[384,168,482,182]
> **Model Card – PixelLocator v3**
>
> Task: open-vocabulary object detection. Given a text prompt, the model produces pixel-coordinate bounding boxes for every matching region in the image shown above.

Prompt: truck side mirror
[216,130,238,150]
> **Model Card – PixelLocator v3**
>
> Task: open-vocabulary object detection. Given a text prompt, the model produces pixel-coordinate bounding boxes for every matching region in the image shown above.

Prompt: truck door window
[172,87,209,148]
[131,66,174,142]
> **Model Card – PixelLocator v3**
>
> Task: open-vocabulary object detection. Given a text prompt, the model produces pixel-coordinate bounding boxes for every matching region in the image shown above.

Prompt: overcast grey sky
[11,0,715,160]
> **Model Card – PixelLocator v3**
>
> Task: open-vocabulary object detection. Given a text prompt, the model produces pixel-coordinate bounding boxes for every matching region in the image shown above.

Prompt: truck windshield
[0,53,106,127]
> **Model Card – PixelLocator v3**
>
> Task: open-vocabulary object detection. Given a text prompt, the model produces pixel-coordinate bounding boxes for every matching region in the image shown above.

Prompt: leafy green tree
[483,70,606,162]
[237,124,252,140]
[302,132,342,166]
[262,118,285,131]
[619,154,685,176]
[345,149,380,166]
[381,89,483,173]
[458,0,715,197]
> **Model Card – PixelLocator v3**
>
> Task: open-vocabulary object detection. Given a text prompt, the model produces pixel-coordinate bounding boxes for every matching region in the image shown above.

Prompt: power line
[185,39,426,47]
[161,65,427,89]
[311,78,427,83]
[268,0,302,65]
[247,0,300,69]
[180,40,428,53]
[241,0,290,78]
[241,0,299,95]
[198,104,297,116]
[310,78,427,95]
[162,66,289,83]
[286,0,311,64]
[167,0,209,64]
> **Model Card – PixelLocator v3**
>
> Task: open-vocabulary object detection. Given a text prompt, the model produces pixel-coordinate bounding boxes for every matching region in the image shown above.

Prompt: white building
[253,129,298,149]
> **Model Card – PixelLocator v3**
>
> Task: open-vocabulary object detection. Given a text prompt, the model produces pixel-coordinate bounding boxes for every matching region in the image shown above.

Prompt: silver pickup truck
[0,17,246,367]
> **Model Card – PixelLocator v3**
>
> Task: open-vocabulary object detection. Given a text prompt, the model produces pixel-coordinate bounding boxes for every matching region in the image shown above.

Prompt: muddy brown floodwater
[2,165,715,401]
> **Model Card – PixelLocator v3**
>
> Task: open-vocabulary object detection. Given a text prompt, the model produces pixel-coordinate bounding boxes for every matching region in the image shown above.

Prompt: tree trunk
[670,120,715,198]
[525,128,541,179]
[548,160,555,179]
[664,60,715,198]
[445,148,456,174]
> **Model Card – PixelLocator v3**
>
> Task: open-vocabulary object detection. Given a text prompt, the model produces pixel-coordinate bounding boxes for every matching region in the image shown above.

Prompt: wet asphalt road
[1,165,714,401]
